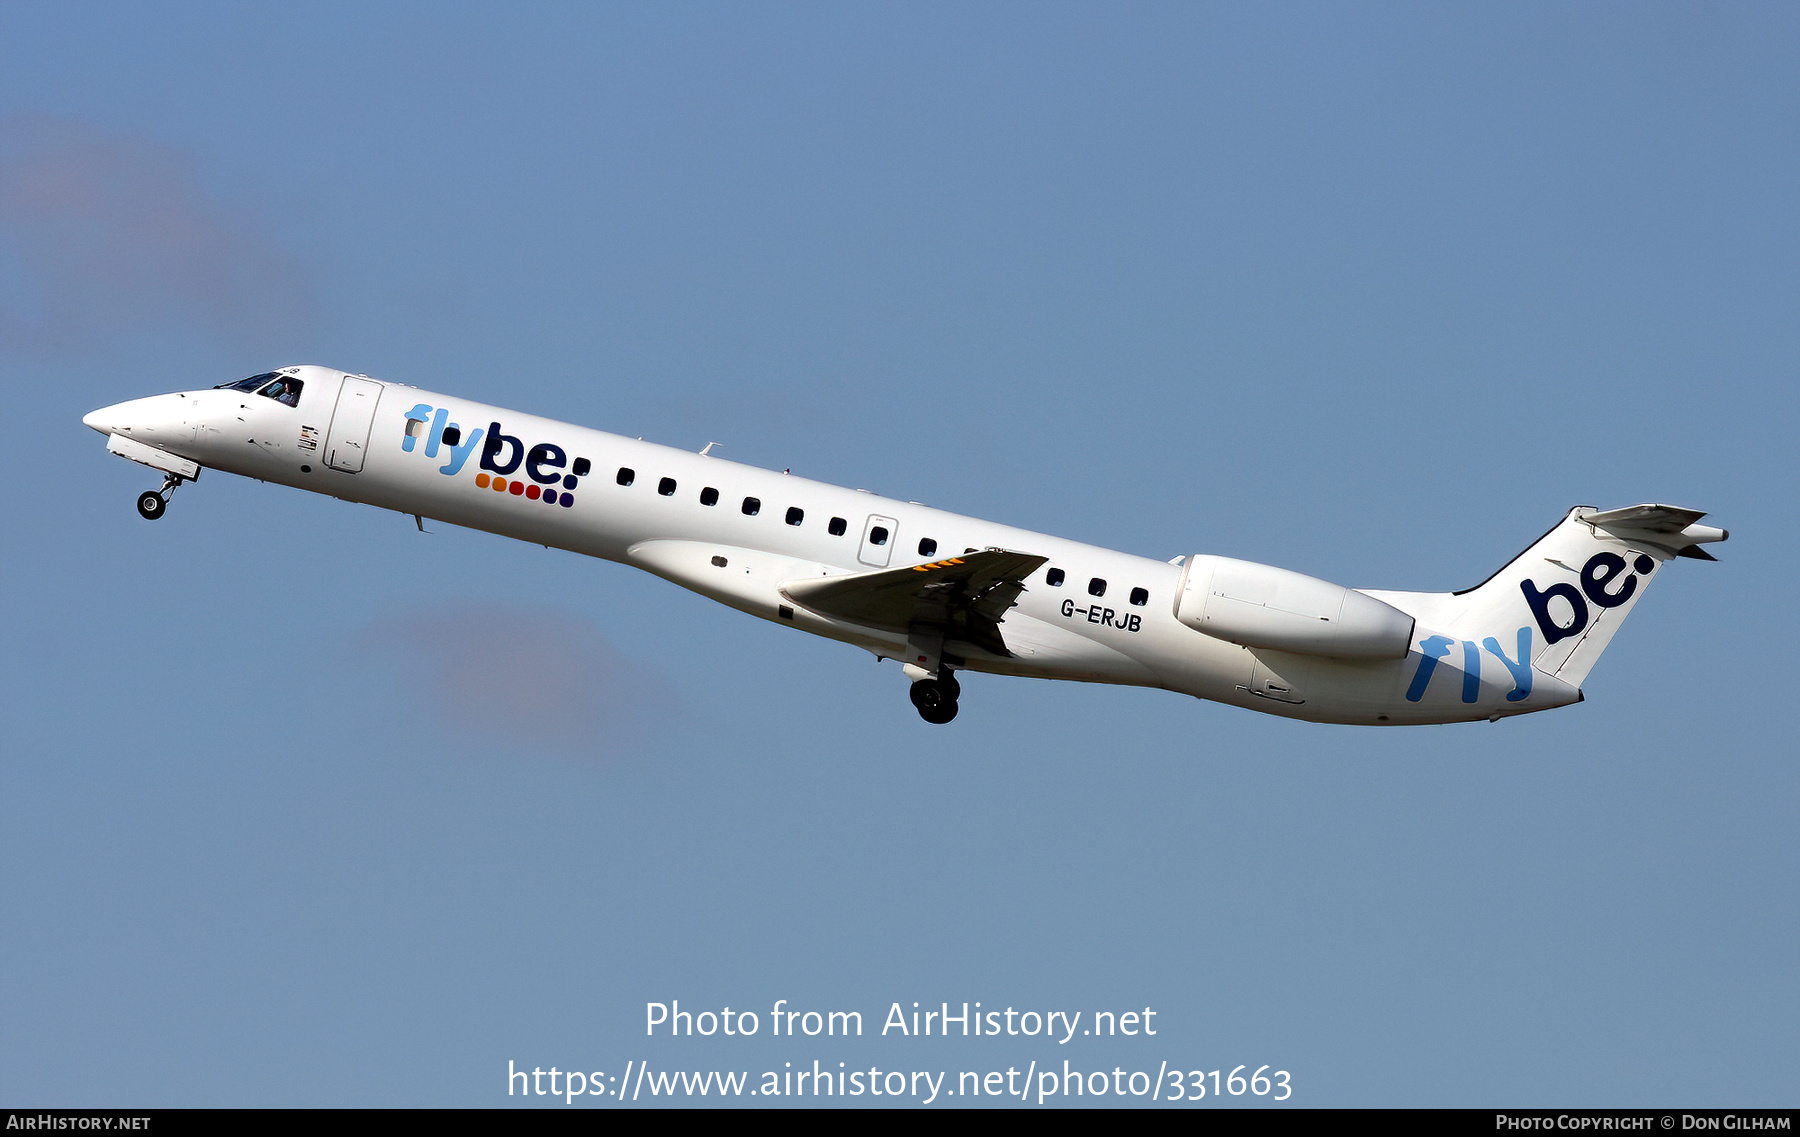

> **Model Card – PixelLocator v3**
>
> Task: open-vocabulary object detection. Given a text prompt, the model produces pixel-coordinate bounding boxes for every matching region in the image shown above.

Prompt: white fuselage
[84,366,1585,725]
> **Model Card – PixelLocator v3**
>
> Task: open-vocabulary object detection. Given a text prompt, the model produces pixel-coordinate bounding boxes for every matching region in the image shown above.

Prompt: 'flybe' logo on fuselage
[1521,551,1656,645]
[400,404,590,508]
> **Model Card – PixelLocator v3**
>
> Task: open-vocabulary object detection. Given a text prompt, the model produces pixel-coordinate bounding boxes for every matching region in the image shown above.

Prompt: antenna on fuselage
[699,442,721,456]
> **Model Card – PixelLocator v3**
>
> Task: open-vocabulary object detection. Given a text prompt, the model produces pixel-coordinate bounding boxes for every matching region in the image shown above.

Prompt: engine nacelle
[1175,555,1415,660]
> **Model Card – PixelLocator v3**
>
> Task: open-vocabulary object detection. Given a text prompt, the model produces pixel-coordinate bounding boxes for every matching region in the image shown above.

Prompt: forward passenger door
[324,376,383,473]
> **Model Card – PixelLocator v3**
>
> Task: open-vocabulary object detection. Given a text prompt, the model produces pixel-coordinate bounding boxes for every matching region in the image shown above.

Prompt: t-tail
[1368,505,1728,712]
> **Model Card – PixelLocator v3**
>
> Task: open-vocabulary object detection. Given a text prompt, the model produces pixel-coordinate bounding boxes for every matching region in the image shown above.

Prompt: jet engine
[1175,555,1414,660]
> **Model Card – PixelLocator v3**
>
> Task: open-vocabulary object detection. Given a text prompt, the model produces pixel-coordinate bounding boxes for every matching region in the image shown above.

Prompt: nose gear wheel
[135,473,184,520]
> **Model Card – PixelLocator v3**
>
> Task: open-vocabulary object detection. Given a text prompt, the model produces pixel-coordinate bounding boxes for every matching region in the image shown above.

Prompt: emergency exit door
[858,514,898,567]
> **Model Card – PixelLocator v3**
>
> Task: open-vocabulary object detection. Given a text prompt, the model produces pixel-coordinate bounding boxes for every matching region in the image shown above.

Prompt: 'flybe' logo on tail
[1404,550,1659,705]
[400,404,590,508]
[1521,551,1656,645]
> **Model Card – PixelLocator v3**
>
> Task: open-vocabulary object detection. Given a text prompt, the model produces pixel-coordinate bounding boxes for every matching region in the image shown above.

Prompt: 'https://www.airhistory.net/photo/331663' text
[507,1000,1294,1105]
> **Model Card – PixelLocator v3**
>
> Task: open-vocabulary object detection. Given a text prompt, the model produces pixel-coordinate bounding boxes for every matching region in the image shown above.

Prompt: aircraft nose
[82,395,179,438]
[82,404,120,435]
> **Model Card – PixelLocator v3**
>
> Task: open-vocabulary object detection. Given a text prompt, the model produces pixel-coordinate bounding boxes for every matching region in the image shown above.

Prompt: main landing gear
[909,671,961,725]
[136,473,183,520]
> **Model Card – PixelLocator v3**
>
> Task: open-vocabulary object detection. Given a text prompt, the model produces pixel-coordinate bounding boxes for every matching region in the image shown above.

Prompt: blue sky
[2,1,1795,1107]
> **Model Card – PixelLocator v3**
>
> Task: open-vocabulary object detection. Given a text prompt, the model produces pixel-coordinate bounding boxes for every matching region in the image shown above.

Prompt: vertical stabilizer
[1371,505,1726,689]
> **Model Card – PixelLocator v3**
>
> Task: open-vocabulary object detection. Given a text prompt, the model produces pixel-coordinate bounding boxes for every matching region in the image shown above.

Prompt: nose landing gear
[909,671,961,724]
[136,473,183,520]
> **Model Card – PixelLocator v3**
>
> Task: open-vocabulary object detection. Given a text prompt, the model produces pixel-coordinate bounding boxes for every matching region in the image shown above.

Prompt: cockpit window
[256,377,302,407]
[217,372,279,392]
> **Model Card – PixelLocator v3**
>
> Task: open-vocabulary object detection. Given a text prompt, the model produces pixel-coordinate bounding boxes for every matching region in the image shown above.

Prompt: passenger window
[572,458,591,477]
[441,426,461,447]
[405,418,425,440]
[616,467,634,486]
[658,477,676,496]
[1046,568,1065,587]
[919,538,937,557]
[1088,577,1107,597]
[870,526,889,546]
[828,517,847,536]
[1130,587,1149,606]
[700,486,719,506]
[742,497,761,516]
[786,507,804,526]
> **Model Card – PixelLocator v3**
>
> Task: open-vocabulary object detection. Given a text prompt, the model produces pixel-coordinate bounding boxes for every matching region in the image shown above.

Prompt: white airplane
[84,365,1727,725]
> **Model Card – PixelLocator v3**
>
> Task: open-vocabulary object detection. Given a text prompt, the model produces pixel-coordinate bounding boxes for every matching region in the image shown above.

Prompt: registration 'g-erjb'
[84,366,1728,725]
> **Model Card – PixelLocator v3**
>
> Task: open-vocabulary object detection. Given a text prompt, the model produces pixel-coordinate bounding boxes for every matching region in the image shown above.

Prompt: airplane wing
[780,549,1048,657]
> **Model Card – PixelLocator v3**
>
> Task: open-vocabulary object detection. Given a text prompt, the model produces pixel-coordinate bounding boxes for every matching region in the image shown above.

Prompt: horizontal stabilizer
[1584,504,1707,532]
[781,548,1047,657]
[1585,503,1728,559]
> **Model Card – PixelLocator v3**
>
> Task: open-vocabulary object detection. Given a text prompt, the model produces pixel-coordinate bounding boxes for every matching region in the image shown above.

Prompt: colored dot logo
[475,471,574,507]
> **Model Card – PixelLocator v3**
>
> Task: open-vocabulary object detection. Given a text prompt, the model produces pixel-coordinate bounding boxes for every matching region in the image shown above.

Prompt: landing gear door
[858,514,898,568]
[325,376,383,473]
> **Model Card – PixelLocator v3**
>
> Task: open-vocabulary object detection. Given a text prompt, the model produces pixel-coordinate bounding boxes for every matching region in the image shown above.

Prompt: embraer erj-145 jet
[84,365,1727,725]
